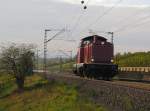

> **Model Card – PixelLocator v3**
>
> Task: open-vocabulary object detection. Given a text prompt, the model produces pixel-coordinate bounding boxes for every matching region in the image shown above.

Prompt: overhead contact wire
[77,0,123,37]
[115,13,150,33]
[70,0,92,38]
[86,0,123,28]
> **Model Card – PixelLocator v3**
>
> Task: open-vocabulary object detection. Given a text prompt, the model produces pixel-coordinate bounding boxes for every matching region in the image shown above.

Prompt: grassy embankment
[115,52,150,67]
[0,73,107,111]
[114,52,150,80]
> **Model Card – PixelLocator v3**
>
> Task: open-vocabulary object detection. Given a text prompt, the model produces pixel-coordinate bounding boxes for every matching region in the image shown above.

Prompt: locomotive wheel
[102,76,111,81]
[93,71,98,79]
[86,69,92,78]
[106,77,111,81]
[86,69,91,78]
[83,68,87,77]
[79,67,84,77]
[73,70,77,74]
[102,76,107,80]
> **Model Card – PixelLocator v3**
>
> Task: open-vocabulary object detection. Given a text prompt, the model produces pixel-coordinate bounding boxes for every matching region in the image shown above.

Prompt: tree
[0,43,35,91]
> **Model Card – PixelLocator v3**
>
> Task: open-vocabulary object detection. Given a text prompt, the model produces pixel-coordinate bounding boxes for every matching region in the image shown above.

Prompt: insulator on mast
[84,5,87,9]
[81,0,84,4]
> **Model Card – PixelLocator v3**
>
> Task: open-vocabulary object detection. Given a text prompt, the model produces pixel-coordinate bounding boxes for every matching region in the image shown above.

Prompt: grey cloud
[0,0,150,57]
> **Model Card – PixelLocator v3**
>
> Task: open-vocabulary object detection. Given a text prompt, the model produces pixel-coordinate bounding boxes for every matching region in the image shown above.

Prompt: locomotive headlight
[111,59,114,63]
[91,59,94,62]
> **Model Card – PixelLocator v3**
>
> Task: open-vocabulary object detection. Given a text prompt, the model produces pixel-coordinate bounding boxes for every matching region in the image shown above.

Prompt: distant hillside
[115,52,150,67]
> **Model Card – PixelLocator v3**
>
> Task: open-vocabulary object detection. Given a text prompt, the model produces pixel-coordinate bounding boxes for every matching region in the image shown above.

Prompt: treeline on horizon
[115,52,150,67]
[37,52,150,67]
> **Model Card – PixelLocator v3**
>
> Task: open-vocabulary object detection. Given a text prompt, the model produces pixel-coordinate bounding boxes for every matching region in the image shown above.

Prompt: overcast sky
[0,0,150,57]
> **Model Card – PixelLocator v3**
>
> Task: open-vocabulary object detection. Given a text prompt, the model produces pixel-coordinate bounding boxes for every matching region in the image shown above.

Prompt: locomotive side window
[79,42,84,47]
[83,41,87,45]
[82,37,94,46]
[85,40,90,44]
[83,40,91,46]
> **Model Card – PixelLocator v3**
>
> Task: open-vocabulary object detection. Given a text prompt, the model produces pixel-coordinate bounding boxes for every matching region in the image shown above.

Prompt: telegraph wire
[69,0,89,37]
[131,18,150,28]
[76,0,123,37]
[114,13,150,33]
[85,0,123,28]
[86,0,90,5]
[115,18,150,34]
[110,0,149,31]
[70,11,85,37]
[114,7,148,26]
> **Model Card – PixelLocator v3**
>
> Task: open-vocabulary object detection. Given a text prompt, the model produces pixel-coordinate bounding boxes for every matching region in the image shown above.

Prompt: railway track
[35,70,150,110]
[34,70,150,91]
[114,78,150,84]
[45,72,150,92]
[43,72,150,111]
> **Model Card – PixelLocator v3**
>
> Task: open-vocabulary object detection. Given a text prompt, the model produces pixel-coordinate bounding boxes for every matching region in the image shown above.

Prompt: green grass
[121,96,134,111]
[0,74,17,98]
[0,74,107,111]
[115,52,150,67]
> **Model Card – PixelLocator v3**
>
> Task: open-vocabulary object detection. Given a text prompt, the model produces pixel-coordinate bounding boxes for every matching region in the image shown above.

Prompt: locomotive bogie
[73,63,118,80]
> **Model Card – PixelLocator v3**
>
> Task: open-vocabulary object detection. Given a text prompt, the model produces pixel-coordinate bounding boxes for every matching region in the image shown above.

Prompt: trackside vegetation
[115,52,150,67]
[43,52,150,73]
[0,44,35,91]
[0,74,107,111]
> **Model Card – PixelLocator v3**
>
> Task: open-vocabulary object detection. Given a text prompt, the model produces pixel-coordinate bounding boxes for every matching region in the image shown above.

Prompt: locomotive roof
[82,35,107,41]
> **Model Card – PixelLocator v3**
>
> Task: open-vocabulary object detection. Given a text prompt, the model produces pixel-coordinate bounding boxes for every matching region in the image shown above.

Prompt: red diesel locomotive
[73,35,118,80]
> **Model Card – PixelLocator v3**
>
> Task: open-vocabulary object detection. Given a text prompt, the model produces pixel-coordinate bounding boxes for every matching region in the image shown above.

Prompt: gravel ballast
[46,73,150,111]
